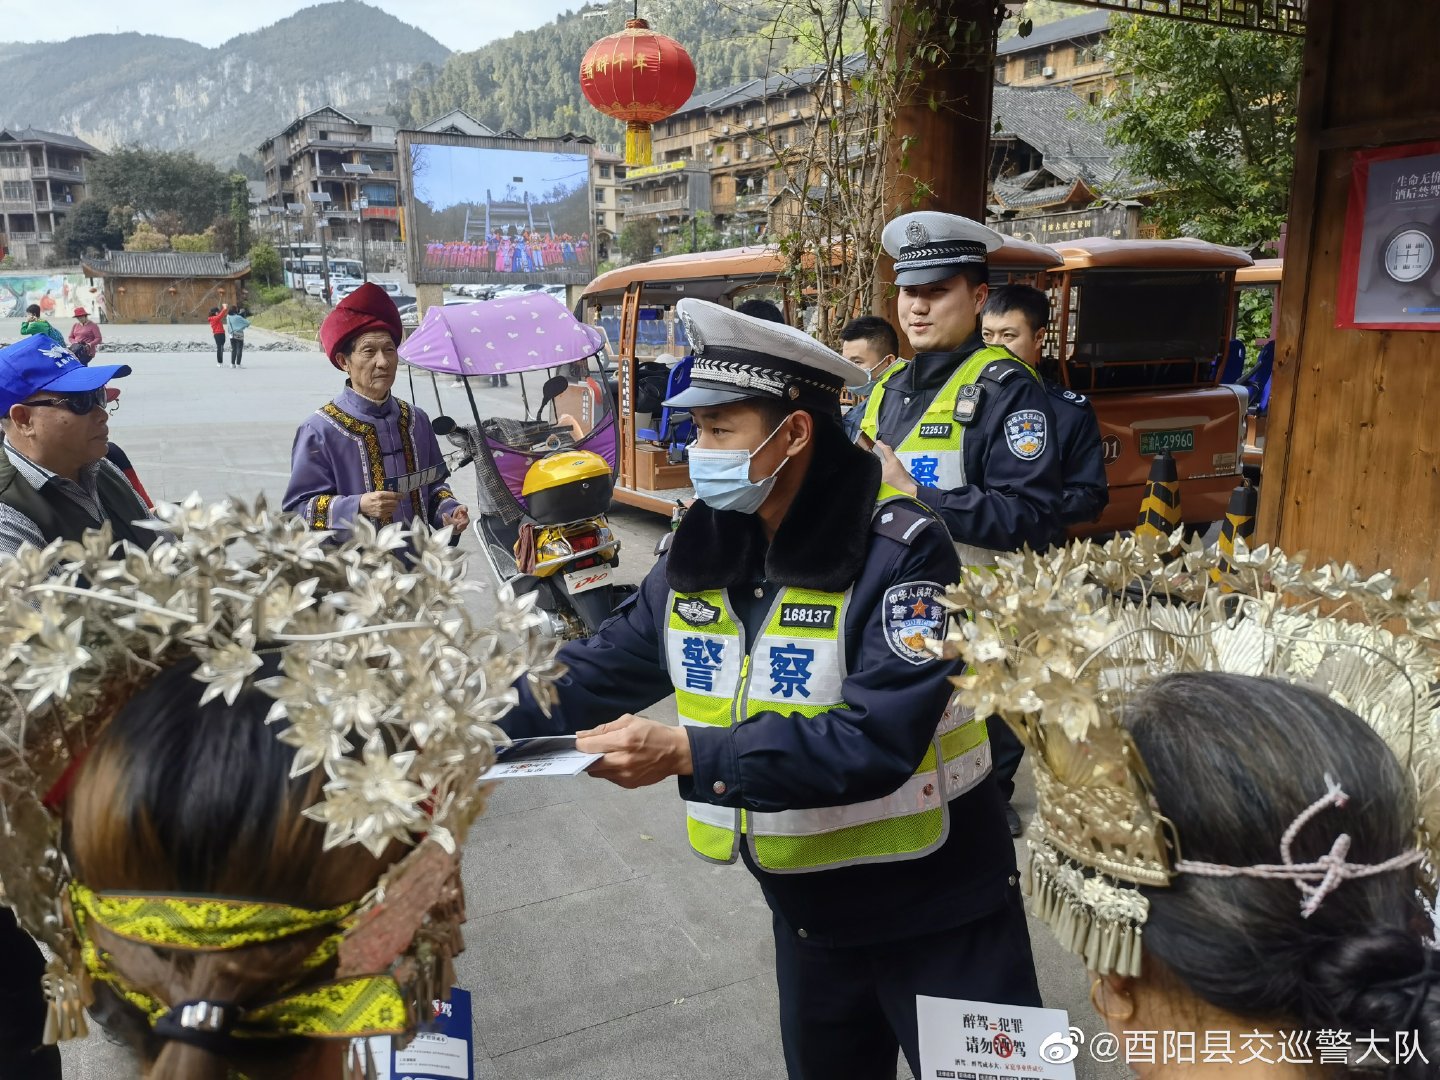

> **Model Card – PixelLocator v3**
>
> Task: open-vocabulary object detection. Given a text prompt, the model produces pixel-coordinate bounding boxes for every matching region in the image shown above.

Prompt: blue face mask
[687,420,790,514]
[845,358,894,405]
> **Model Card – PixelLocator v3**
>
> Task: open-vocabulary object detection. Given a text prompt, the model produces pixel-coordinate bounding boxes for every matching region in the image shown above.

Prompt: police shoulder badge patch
[882,581,946,665]
[1003,409,1047,461]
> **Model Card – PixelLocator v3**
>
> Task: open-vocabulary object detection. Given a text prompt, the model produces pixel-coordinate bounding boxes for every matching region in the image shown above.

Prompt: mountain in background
[0,1,1056,166]
[390,1,1066,144]
[391,1,798,143]
[0,1,449,163]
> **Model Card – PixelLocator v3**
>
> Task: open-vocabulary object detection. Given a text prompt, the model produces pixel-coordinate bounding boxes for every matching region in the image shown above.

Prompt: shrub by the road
[251,298,326,340]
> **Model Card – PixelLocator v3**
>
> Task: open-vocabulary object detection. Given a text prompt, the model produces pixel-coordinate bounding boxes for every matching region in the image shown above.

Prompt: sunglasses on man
[22,389,113,416]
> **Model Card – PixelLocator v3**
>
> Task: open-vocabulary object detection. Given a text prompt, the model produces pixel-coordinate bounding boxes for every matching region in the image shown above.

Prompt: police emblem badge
[882,581,946,665]
[678,307,704,353]
[674,596,721,627]
[904,220,930,245]
[1004,409,1047,460]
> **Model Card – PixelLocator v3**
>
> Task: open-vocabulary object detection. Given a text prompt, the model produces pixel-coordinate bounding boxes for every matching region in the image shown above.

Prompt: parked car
[491,282,551,301]
[399,297,466,328]
[450,283,496,300]
[330,278,366,301]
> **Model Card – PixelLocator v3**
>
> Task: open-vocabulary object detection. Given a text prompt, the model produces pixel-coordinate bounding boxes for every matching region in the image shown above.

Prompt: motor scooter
[399,293,628,639]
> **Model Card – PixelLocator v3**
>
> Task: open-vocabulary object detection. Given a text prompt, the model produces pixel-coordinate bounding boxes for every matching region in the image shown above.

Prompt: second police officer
[861,213,1065,836]
[498,299,1041,1080]
[862,212,1063,562]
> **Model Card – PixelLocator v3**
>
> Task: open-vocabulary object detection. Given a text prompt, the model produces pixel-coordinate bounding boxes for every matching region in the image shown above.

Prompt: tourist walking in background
[225,306,250,367]
[206,304,228,365]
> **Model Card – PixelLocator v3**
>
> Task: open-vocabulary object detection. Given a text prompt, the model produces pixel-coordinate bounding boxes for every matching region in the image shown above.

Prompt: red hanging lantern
[580,18,696,168]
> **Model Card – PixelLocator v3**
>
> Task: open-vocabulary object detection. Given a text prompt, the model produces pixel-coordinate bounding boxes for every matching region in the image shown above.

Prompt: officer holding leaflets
[498,299,1041,1079]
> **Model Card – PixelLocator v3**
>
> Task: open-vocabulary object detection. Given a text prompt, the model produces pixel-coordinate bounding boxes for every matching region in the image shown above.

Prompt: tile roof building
[995,11,1115,103]
[987,83,1157,242]
[81,250,250,324]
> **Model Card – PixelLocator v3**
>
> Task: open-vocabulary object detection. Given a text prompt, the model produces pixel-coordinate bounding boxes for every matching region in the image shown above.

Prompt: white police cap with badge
[663,298,865,412]
[882,212,1005,287]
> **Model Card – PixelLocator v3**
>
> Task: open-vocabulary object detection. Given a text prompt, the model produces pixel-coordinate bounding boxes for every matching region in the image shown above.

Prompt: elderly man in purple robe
[283,283,470,547]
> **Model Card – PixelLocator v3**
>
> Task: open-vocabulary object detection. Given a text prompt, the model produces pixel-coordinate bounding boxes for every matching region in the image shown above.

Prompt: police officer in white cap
[498,298,1040,1079]
[861,212,1063,562]
[861,213,1063,836]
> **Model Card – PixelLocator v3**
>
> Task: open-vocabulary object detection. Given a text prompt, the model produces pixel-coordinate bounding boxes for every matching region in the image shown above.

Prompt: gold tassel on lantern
[624,121,653,167]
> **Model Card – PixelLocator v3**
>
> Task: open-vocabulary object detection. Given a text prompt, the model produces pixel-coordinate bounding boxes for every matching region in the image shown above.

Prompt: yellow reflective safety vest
[665,504,992,874]
[859,346,1038,567]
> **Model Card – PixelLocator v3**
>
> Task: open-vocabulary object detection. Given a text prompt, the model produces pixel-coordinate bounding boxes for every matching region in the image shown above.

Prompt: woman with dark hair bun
[942,537,1440,1079]
[1108,674,1439,1078]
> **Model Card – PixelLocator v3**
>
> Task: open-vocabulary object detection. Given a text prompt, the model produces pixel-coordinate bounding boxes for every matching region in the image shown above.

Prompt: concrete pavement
[24,322,1122,1080]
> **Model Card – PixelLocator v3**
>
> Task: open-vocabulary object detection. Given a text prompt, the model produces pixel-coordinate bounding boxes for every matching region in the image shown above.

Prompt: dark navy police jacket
[502,436,1020,948]
[870,333,1064,552]
[1044,380,1109,528]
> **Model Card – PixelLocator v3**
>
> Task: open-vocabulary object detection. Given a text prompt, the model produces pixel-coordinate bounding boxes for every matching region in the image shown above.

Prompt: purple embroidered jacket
[283,386,459,538]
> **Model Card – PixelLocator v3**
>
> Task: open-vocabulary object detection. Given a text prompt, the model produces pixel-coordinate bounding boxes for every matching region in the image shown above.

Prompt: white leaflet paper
[486,735,602,778]
[917,995,1079,1079]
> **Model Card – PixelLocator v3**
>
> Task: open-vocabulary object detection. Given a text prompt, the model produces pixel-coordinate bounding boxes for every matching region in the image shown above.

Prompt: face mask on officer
[846,356,896,405]
[687,415,794,514]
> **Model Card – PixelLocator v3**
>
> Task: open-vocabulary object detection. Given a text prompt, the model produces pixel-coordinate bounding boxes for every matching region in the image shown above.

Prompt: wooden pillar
[886,0,998,219]
[1257,0,1440,584]
[877,0,1001,316]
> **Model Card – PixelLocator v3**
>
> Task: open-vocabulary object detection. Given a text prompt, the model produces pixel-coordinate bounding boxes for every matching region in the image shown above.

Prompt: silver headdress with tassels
[937,533,1440,979]
[0,495,564,1057]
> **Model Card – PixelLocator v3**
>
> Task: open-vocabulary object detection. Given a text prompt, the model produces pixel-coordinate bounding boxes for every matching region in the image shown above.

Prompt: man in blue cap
[0,335,149,1079]
[497,299,1040,1079]
[0,335,153,559]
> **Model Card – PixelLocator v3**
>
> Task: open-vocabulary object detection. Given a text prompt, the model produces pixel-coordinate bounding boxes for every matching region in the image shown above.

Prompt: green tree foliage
[125,223,170,252]
[172,228,220,253]
[391,3,786,140]
[676,211,727,254]
[89,147,231,236]
[217,173,252,258]
[248,241,282,286]
[254,283,294,308]
[1097,17,1302,250]
[619,219,661,264]
[52,200,124,260]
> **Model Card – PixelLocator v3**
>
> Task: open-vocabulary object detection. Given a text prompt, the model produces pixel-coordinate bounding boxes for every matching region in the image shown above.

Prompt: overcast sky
[4,0,589,53]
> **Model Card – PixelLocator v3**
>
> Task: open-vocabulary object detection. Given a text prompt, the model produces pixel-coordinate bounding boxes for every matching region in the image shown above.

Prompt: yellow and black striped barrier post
[1135,449,1181,541]
[1211,481,1259,586]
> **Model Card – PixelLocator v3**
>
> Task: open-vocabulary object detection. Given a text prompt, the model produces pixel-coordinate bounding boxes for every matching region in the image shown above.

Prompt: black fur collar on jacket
[665,417,881,594]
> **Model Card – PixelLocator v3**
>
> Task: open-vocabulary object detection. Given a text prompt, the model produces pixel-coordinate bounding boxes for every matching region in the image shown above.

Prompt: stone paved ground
[9,321,1122,1080]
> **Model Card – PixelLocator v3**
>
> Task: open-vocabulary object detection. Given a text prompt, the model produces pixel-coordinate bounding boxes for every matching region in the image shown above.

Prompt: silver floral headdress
[939,533,1440,978]
[0,496,563,1052]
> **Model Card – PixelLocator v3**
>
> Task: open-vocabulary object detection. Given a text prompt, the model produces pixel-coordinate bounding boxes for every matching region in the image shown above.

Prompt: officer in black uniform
[500,298,1041,1080]
[865,213,1062,557]
[863,213,1064,836]
[982,284,1108,528]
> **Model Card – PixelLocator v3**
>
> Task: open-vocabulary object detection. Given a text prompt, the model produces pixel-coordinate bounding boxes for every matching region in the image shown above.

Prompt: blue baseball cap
[0,336,131,414]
